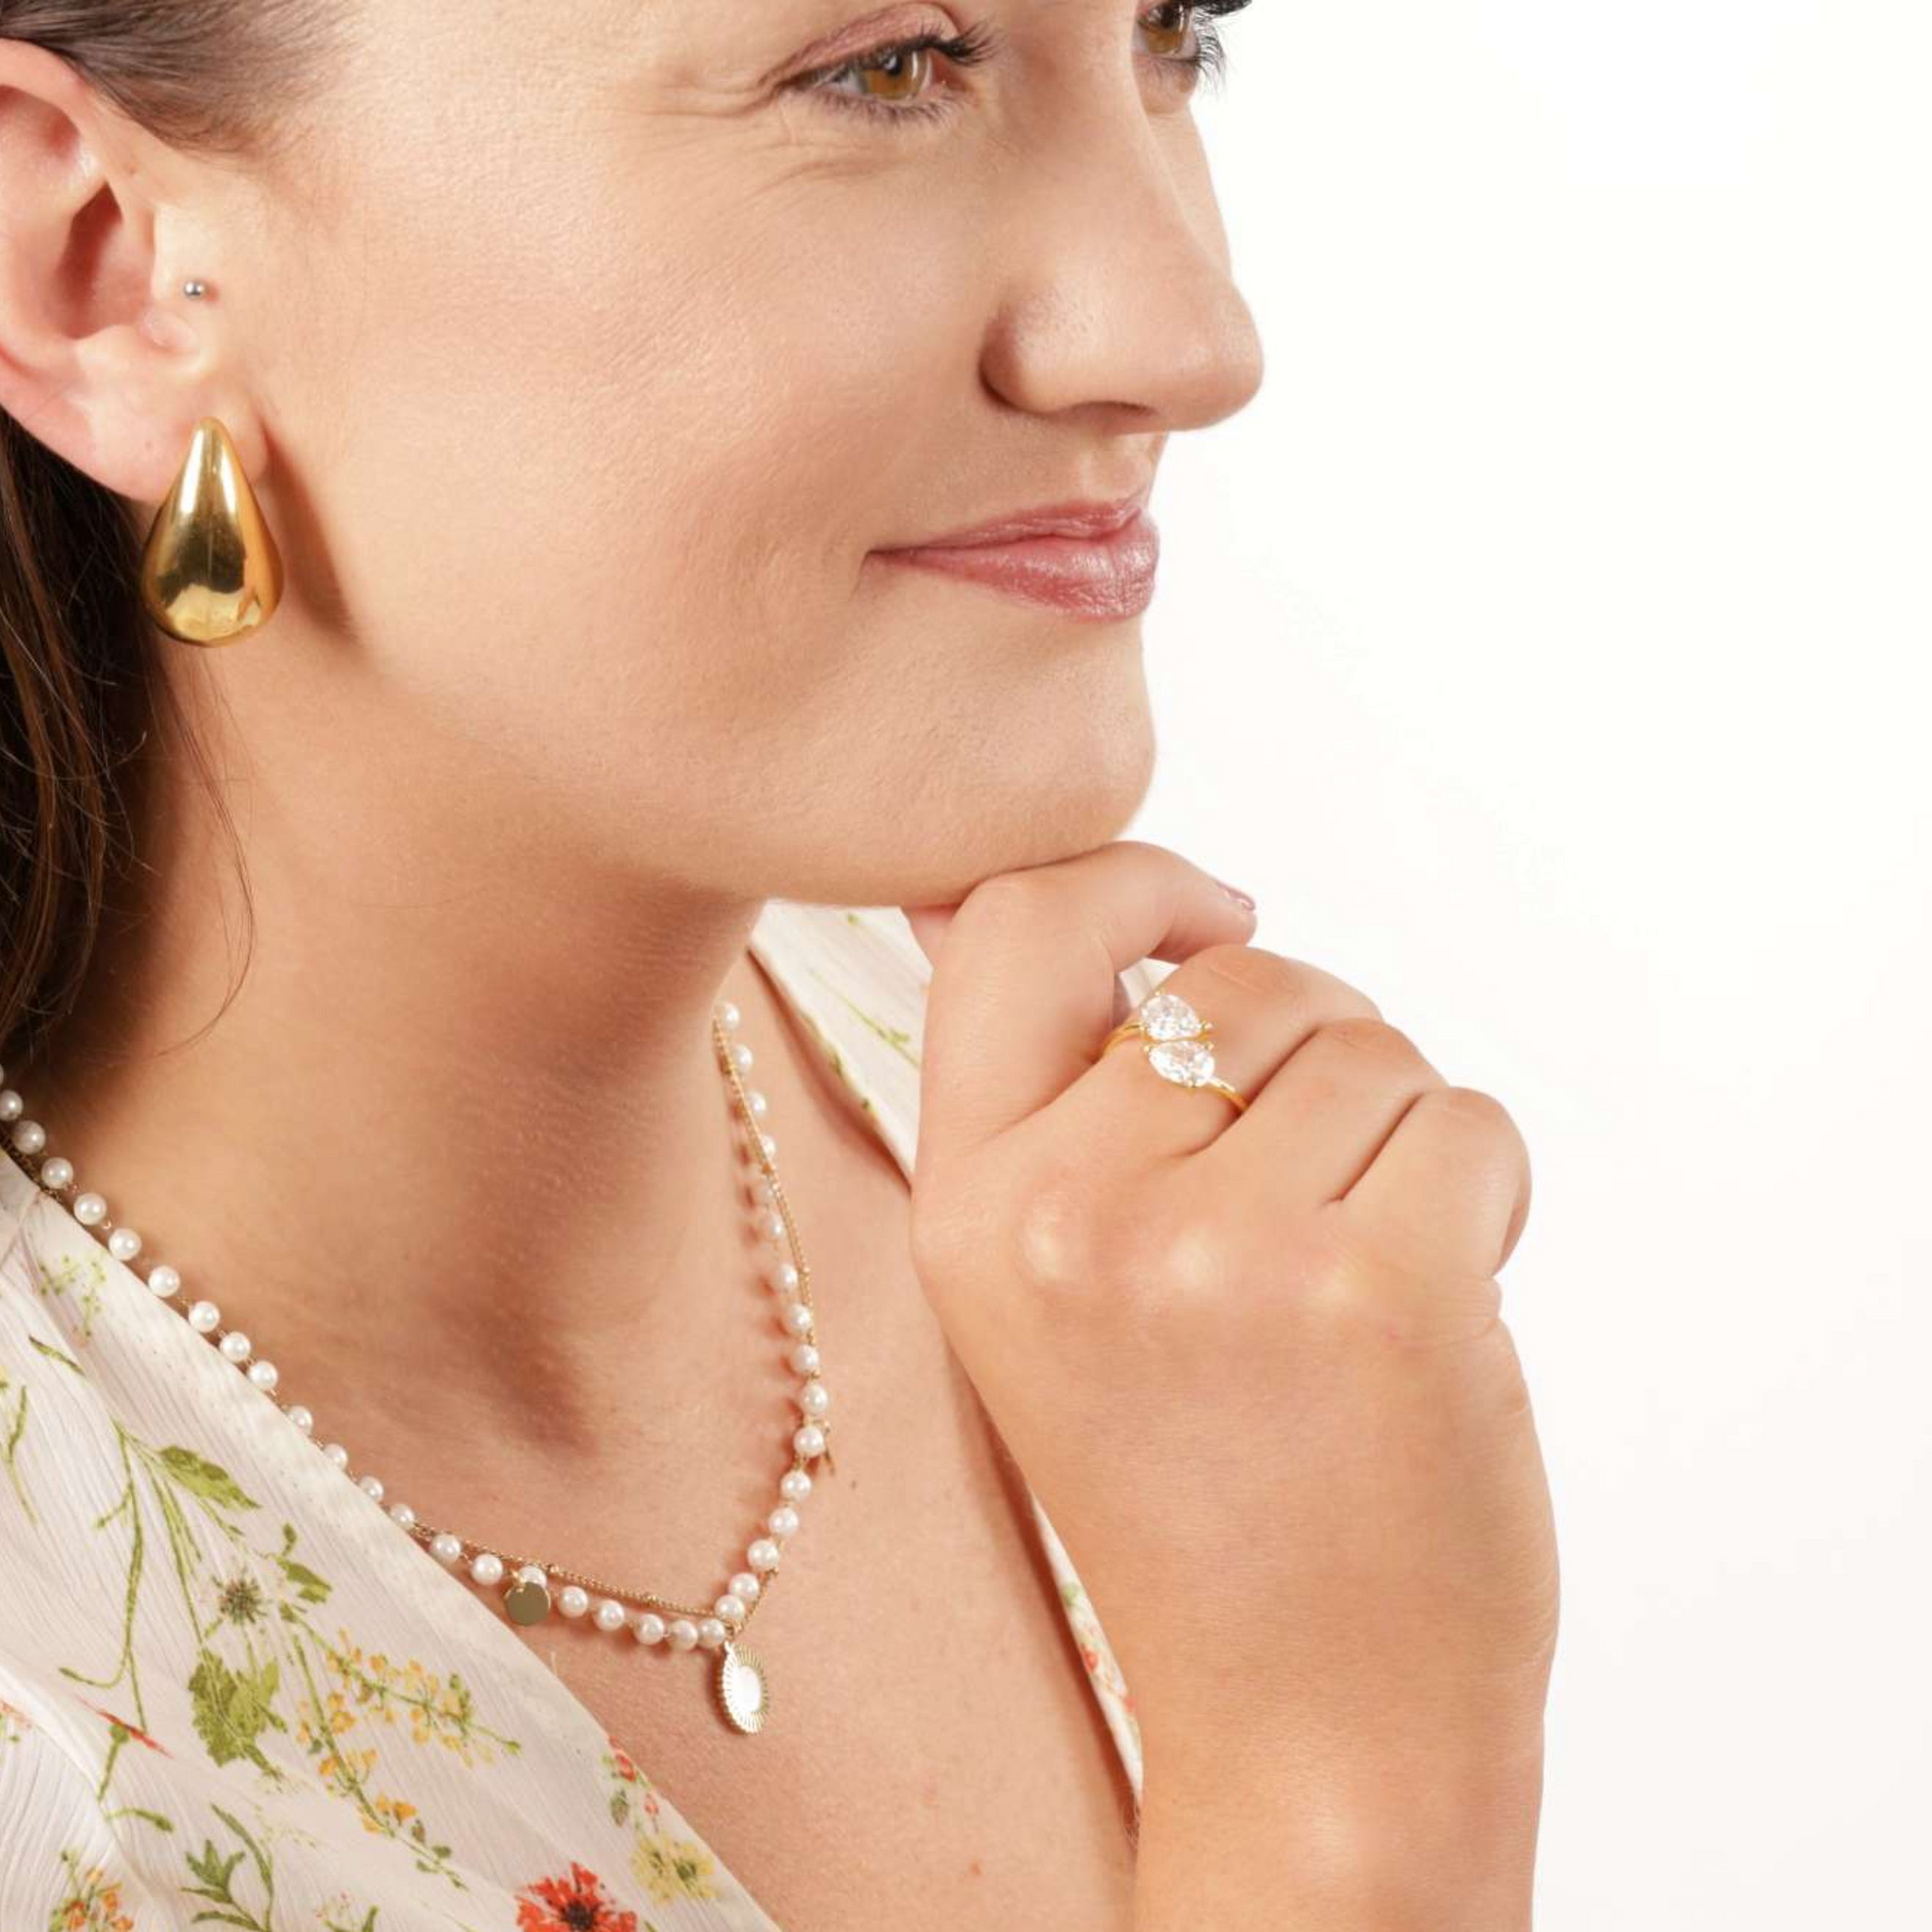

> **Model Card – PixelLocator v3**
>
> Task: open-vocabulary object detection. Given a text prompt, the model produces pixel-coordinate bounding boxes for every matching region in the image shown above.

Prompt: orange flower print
[78,1701,171,1756]
[604,1732,641,1783]
[50,1848,136,1932]
[514,1862,638,1932]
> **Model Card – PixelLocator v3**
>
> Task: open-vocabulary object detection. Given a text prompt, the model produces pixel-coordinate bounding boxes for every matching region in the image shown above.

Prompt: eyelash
[792,1,1255,130]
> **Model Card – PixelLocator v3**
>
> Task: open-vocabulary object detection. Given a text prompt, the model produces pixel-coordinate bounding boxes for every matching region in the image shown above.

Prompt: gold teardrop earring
[137,284,285,645]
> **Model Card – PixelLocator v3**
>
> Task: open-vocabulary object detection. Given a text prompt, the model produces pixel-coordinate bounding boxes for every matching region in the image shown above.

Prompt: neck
[3,721,836,1494]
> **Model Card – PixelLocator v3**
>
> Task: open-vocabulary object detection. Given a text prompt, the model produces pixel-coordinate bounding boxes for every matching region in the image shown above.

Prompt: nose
[979,85,1266,433]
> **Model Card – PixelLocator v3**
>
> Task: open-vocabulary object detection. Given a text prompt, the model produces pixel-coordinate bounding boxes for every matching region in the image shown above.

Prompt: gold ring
[1098,989,1249,1115]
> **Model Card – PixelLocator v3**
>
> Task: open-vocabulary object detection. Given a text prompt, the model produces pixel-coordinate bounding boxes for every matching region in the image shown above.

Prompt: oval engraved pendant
[503,1577,552,1625]
[715,1639,770,1734]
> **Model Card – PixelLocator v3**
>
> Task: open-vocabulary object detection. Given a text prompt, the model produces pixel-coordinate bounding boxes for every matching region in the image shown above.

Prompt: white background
[1152,4,1930,1923]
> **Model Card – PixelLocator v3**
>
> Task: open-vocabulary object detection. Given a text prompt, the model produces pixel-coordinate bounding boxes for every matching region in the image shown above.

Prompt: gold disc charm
[715,1639,769,1733]
[503,1569,552,1625]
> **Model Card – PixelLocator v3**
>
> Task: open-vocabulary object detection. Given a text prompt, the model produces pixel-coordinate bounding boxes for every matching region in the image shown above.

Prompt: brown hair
[0,2,345,1072]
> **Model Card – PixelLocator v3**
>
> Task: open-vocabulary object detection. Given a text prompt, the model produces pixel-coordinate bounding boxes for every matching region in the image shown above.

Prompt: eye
[788,20,998,130]
[1141,0,1254,95]
[791,1,1255,129]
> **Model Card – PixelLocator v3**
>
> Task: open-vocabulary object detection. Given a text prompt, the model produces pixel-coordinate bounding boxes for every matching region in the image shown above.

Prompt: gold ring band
[1099,996,1250,1115]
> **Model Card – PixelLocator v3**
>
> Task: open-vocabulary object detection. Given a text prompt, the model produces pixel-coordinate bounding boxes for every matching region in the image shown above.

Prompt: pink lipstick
[876,490,1160,620]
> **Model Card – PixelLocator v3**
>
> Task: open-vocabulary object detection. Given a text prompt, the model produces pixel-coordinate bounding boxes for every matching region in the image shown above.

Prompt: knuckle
[1008,1167,1117,1298]
[1425,1083,1529,1161]
[1189,941,1307,1003]
[1314,1014,1427,1065]
[1186,943,1384,1022]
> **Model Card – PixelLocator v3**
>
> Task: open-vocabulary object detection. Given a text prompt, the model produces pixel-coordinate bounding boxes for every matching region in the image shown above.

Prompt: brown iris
[853,42,933,105]
[1144,2,1195,59]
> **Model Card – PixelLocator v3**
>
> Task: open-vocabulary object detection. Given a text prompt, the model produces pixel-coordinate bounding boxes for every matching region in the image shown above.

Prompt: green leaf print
[189,1652,287,1772]
[2,1369,35,1525]
[182,1803,277,1932]
[26,1238,110,1340]
[28,1331,83,1373]
[271,1522,332,1605]
[158,1445,261,1513]
[52,1409,519,1888]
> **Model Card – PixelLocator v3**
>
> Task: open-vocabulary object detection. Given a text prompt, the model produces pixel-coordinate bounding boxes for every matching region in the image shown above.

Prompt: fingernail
[1214,878,1258,913]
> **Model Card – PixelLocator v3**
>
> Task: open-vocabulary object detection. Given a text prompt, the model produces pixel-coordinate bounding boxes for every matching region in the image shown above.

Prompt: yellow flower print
[631,1834,720,1904]
[366,1792,420,1833]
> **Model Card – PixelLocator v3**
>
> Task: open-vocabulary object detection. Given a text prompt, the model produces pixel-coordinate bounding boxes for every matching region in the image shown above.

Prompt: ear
[0,37,269,506]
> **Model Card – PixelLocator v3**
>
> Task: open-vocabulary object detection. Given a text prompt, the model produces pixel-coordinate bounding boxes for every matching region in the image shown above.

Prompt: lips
[876,490,1161,620]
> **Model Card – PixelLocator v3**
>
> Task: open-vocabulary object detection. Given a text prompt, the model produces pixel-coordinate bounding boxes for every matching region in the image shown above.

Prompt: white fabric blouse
[0,899,1164,1932]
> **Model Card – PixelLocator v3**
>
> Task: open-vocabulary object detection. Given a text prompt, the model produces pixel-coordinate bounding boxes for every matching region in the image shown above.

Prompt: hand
[902,841,1558,1845]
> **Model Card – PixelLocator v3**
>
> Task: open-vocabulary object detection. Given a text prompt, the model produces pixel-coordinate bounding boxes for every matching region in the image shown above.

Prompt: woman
[0,3,1558,1928]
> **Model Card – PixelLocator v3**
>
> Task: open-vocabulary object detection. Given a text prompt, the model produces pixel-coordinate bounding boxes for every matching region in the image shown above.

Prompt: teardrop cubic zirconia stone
[1138,991,1203,1040]
[1148,1038,1217,1086]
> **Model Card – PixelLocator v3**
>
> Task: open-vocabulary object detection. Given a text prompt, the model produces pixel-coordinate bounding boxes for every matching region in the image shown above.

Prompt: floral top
[0,899,1165,1932]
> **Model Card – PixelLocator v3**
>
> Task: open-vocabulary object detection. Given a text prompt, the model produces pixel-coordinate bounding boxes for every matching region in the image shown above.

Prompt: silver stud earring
[183,279,209,299]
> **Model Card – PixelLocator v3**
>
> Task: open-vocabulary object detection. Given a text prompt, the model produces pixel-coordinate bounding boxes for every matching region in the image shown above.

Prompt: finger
[1041,944,1384,1173]
[1203,1016,1448,1205]
[913,842,1260,1155]
[1337,1085,1533,1281]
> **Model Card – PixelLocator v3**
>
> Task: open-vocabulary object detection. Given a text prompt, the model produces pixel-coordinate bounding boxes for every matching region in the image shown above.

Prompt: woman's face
[146,0,1264,907]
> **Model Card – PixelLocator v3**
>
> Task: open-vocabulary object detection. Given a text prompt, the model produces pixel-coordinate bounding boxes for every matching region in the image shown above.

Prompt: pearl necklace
[0,998,831,1735]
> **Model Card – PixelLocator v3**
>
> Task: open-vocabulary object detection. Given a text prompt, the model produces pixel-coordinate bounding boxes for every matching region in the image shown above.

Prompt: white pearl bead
[322,1443,350,1469]
[246,1359,278,1391]
[780,1301,813,1336]
[788,1342,819,1375]
[633,1611,666,1644]
[188,1300,220,1332]
[388,1502,417,1528]
[558,1585,590,1618]
[70,1188,104,1223]
[431,1533,464,1565]
[779,1469,812,1502]
[715,1592,746,1625]
[218,1330,251,1363]
[759,1133,777,1160]
[757,1209,785,1242]
[107,1226,142,1261]
[0,1090,22,1122]
[730,1571,761,1603]
[766,1505,799,1539]
[594,1597,627,1632]
[697,1617,727,1649]
[470,1551,504,1586]
[798,1379,830,1419]
[40,1156,73,1189]
[286,1404,314,1434]
[747,1538,780,1572]
[11,1121,45,1156]
[750,1175,776,1206]
[731,1041,755,1072]
[666,1617,699,1650]
[793,1424,826,1458]
[744,1088,767,1117]
[146,1264,181,1299]
[716,1000,741,1031]
[769,1261,801,1296]
[514,1564,547,1587]
[357,1474,384,1501]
